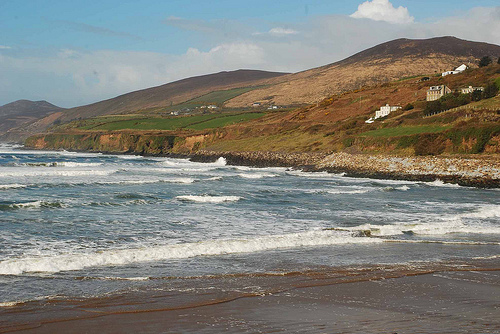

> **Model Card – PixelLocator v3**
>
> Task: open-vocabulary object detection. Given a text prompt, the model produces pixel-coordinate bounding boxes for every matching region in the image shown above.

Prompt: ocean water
[0,144,499,307]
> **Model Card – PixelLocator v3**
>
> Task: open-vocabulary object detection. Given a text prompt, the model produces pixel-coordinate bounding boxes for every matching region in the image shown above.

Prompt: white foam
[348,205,500,236]
[176,195,241,203]
[206,176,223,181]
[97,180,162,185]
[0,169,116,177]
[238,173,277,179]
[324,189,371,195]
[7,201,66,209]
[0,230,382,275]
[212,157,227,166]
[459,205,500,219]
[9,201,43,209]
[426,179,463,188]
[54,162,103,167]
[0,301,23,307]
[164,178,195,184]
[0,184,26,189]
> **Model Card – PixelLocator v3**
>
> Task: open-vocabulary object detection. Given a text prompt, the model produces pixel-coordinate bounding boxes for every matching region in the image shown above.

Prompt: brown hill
[224,37,500,108]
[58,69,288,122]
[0,100,64,135]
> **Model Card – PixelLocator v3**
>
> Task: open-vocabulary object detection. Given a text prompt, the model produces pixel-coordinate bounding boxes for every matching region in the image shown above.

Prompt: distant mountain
[0,100,64,135]
[225,36,500,107]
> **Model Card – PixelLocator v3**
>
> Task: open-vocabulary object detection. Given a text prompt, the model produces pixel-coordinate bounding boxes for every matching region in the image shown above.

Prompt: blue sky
[1,0,499,107]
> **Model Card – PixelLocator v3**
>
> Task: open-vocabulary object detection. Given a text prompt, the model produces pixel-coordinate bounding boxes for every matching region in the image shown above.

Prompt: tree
[479,56,492,67]
[498,57,500,65]
[483,82,499,99]
[471,89,482,102]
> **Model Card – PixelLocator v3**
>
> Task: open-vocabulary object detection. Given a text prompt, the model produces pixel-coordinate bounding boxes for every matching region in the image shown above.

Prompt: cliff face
[24,132,210,155]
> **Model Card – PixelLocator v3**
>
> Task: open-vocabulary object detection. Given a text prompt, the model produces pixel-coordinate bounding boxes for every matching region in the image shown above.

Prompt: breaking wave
[0,230,381,275]
[347,205,500,236]
[238,173,277,179]
[0,200,66,210]
[0,169,116,177]
[176,195,242,203]
[0,184,26,190]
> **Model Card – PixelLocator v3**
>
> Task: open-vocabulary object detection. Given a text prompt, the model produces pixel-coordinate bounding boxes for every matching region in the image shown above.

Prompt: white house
[252,102,261,107]
[366,104,401,123]
[207,105,218,109]
[375,104,401,118]
[460,86,484,94]
[442,64,467,77]
[267,105,278,110]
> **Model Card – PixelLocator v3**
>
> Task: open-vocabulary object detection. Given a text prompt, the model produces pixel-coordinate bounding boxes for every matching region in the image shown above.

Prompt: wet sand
[2,262,499,334]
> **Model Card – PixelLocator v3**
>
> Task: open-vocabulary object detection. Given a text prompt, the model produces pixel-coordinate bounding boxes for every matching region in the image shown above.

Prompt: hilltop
[0,100,64,141]
[56,69,288,123]
[225,37,500,107]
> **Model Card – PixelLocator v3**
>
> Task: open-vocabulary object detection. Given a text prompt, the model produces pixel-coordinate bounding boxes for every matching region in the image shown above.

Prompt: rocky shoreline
[191,150,500,188]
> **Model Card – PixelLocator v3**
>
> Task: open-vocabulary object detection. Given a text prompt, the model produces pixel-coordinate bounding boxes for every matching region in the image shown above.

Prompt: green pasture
[78,112,266,131]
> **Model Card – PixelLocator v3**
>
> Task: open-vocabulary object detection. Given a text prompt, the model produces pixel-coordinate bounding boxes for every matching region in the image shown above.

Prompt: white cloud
[351,0,414,24]
[0,45,12,50]
[269,28,299,36]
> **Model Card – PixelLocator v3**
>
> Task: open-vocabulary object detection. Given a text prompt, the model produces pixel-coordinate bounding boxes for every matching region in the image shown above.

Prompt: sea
[0,144,499,326]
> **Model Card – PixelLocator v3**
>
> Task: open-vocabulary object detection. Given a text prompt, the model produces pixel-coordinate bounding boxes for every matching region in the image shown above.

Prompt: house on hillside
[460,86,484,94]
[365,104,402,123]
[252,102,261,107]
[427,85,451,101]
[267,105,278,110]
[375,104,402,118]
[442,64,467,77]
[207,105,218,109]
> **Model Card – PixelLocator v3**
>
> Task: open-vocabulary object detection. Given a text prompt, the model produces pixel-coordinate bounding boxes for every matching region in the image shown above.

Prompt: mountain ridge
[0,100,64,136]
[225,36,500,107]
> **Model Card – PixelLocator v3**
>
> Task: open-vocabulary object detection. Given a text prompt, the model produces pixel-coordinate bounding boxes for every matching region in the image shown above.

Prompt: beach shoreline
[2,260,499,333]
[15,142,500,188]
[190,150,500,188]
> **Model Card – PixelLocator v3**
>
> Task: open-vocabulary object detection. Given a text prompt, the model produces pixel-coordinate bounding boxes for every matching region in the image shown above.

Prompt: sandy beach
[2,260,499,333]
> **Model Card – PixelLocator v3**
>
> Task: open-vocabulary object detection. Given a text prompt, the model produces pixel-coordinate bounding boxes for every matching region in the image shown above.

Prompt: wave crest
[176,195,241,203]
[0,230,381,275]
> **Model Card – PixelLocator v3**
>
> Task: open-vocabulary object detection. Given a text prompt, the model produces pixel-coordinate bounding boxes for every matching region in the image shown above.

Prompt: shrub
[479,56,492,67]
[424,100,442,115]
[483,82,499,99]
[343,137,355,148]
[414,134,445,155]
[403,103,414,111]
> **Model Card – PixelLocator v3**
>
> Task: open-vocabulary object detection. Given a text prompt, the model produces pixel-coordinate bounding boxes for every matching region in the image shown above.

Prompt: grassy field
[186,113,265,130]
[78,112,266,131]
[359,125,452,137]
[158,86,263,112]
[188,87,260,105]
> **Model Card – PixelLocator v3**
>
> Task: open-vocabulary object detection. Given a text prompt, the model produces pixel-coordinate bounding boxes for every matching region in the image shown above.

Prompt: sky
[1,0,499,108]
